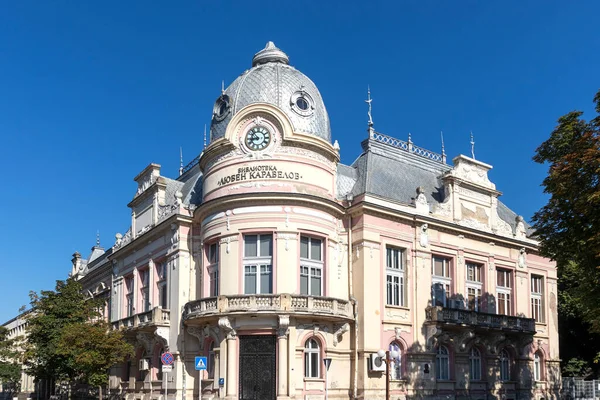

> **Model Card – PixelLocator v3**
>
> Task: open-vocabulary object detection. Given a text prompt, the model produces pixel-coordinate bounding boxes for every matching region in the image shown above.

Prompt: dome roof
[210,42,331,142]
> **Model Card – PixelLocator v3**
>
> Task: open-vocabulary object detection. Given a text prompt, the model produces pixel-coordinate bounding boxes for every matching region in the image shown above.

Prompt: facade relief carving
[218,316,236,339]
[333,323,349,346]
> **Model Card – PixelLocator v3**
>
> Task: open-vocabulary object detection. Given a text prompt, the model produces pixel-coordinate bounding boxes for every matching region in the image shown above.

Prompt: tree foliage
[532,89,600,375]
[25,278,133,387]
[0,326,22,395]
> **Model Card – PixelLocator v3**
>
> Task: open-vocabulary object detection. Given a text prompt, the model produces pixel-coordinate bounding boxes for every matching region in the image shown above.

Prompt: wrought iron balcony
[184,294,353,321]
[425,306,535,333]
[111,307,170,330]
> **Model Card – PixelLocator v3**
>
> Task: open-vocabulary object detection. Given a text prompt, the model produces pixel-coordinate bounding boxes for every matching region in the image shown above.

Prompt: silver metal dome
[210,42,331,143]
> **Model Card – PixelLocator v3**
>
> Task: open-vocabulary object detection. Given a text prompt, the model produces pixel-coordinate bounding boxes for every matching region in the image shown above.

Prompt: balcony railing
[111,307,170,330]
[426,306,535,333]
[184,294,353,320]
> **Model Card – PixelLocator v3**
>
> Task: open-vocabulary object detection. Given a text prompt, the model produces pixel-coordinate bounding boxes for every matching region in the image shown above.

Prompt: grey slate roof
[336,135,530,234]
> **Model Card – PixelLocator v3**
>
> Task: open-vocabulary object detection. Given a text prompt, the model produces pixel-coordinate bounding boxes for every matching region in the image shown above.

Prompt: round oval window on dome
[213,95,231,121]
[290,91,314,116]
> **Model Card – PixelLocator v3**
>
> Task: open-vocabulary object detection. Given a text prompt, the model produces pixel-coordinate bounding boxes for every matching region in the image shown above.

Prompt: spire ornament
[441,131,447,163]
[221,80,225,96]
[470,131,475,159]
[96,230,100,247]
[203,124,207,149]
[179,147,183,176]
[365,86,374,129]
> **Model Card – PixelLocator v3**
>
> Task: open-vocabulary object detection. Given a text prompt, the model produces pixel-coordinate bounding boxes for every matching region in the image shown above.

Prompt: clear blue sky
[1,1,598,323]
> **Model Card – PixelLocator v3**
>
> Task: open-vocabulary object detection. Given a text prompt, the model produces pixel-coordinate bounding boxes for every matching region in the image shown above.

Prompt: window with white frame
[499,349,510,381]
[496,268,512,315]
[300,236,323,296]
[466,262,483,311]
[139,269,150,312]
[304,338,320,378]
[125,276,134,317]
[469,347,482,381]
[432,256,452,307]
[157,262,168,309]
[208,242,220,297]
[386,246,405,307]
[436,345,450,380]
[534,352,542,381]
[531,275,544,323]
[389,342,402,380]
[244,234,273,294]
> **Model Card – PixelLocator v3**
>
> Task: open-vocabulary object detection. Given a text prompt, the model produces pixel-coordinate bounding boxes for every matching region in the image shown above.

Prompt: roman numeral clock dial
[245,126,271,151]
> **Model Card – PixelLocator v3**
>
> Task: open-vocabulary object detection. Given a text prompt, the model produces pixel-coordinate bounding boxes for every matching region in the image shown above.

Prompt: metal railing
[426,306,536,333]
[563,378,600,399]
[371,131,445,163]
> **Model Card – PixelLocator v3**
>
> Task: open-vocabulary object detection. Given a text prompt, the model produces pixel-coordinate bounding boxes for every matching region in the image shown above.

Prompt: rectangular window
[244,234,273,294]
[157,262,168,309]
[466,262,483,311]
[139,269,150,312]
[300,236,323,296]
[125,276,134,317]
[386,246,405,307]
[432,256,452,307]
[208,243,220,297]
[531,275,544,322]
[496,268,513,315]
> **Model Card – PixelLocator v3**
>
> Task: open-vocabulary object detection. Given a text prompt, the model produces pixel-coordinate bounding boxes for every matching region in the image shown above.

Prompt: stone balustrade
[426,306,535,333]
[111,307,170,330]
[184,294,353,321]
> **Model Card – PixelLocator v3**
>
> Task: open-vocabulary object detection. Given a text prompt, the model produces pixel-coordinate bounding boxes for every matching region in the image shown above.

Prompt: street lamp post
[377,349,399,400]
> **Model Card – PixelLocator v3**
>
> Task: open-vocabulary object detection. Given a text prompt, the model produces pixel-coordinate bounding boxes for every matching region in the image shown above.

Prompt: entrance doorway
[238,335,276,400]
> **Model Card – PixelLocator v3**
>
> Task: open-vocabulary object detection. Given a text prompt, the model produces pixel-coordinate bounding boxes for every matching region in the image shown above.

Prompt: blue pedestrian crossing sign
[195,356,207,371]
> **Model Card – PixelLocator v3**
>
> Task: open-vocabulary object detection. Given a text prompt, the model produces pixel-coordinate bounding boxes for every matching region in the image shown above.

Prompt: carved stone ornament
[333,323,350,346]
[155,327,169,349]
[218,316,236,339]
[518,248,527,269]
[136,332,153,353]
[515,215,527,239]
[414,187,430,215]
[278,315,290,337]
[456,330,475,352]
[419,223,429,248]
[187,326,204,348]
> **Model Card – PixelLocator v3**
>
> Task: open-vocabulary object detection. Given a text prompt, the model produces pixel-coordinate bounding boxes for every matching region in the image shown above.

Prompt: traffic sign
[161,352,174,365]
[323,358,332,371]
[162,365,173,372]
[195,356,207,371]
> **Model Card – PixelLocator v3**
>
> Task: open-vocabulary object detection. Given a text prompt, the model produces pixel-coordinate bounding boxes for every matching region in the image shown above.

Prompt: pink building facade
[63,42,560,400]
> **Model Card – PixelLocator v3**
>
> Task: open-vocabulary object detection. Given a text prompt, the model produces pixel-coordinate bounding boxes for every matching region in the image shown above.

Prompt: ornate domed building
[30,42,560,400]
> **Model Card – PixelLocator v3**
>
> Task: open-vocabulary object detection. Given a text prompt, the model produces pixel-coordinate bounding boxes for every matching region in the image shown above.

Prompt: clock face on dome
[245,126,271,150]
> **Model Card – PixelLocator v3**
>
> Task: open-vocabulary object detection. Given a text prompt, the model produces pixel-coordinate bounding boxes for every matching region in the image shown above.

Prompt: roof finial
[203,124,207,149]
[221,80,225,95]
[96,230,100,247]
[179,147,184,176]
[441,131,447,163]
[470,131,475,159]
[365,86,373,129]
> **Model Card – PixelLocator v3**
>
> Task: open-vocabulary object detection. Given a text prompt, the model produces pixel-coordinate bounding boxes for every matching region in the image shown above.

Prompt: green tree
[25,278,133,397]
[0,326,22,397]
[532,89,600,374]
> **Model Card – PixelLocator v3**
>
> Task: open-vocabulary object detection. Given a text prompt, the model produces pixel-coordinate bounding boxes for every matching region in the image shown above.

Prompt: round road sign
[161,352,174,365]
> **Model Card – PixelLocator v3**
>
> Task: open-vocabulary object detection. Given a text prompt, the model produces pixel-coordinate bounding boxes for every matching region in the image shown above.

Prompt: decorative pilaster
[277,316,290,397]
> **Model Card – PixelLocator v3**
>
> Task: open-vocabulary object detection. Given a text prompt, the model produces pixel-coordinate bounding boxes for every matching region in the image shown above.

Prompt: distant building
[9,42,560,400]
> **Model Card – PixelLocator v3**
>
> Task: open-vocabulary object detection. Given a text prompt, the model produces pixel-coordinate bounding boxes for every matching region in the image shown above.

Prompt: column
[226,336,236,397]
[278,315,290,398]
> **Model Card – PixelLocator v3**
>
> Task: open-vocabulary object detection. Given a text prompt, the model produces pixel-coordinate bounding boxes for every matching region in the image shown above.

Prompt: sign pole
[323,358,332,400]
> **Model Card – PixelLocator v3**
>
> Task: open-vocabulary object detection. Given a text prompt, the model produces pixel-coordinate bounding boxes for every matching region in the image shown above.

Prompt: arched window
[304,338,320,378]
[534,352,542,381]
[389,342,402,380]
[208,341,215,379]
[469,347,481,381]
[499,349,510,381]
[436,345,450,380]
